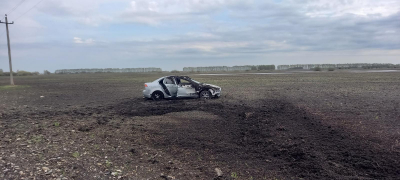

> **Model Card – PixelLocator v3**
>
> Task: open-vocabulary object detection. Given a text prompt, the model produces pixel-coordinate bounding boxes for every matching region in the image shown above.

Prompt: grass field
[1,71,400,179]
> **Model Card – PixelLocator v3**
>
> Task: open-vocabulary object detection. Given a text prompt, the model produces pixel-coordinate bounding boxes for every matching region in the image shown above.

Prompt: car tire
[152,91,164,101]
[199,90,211,99]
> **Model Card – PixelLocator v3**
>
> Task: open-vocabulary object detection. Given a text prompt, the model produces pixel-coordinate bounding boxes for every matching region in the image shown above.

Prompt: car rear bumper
[143,90,151,98]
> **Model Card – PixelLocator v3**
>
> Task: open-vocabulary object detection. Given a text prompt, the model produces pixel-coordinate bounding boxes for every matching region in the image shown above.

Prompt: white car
[143,76,221,101]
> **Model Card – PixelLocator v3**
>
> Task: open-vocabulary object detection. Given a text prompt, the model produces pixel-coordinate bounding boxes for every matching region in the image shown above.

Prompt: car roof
[164,76,190,79]
[153,76,190,82]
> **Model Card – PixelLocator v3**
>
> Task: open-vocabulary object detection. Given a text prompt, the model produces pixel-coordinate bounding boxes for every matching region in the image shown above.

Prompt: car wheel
[152,91,164,101]
[199,90,211,99]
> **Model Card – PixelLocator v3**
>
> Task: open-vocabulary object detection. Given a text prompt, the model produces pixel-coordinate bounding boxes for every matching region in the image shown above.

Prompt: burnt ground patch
[115,98,202,117]
[111,98,400,179]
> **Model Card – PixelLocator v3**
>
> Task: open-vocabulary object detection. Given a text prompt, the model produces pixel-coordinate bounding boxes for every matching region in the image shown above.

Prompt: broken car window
[165,78,175,84]
[179,79,191,84]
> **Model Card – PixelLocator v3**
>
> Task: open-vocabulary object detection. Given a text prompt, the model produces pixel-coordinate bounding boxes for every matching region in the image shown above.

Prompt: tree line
[0,69,51,76]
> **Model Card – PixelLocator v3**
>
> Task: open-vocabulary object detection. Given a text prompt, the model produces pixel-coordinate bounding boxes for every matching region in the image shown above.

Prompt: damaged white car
[143,76,221,100]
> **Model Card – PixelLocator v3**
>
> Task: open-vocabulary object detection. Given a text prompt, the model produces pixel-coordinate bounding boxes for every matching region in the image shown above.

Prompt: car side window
[179,79,191,84]
[165,78,174,84]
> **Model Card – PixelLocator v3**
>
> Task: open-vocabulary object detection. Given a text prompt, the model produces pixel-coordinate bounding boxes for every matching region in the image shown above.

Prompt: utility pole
[0,14,15,85]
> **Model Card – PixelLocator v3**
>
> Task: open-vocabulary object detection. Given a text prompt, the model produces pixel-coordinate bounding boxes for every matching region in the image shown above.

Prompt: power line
[14,0,46,21]
[7,0,27,15]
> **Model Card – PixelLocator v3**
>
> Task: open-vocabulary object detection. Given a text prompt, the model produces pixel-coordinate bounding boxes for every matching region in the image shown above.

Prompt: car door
[163,77,178,97]
[177,85,189,97]
[177,79,197,98]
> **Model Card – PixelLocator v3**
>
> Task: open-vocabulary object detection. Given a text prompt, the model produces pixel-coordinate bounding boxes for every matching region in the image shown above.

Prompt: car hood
[202,83,221,89]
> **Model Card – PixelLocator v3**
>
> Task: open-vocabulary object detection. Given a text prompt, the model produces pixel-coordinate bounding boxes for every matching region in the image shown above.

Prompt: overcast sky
[0,0,399,72]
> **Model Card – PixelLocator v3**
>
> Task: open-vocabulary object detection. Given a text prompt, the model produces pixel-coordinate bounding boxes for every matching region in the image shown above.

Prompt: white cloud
[120,0,247,25]
[301,0,400,17]
[185,32,220,39]
[73,37,95,44]
[77,15,113,27]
